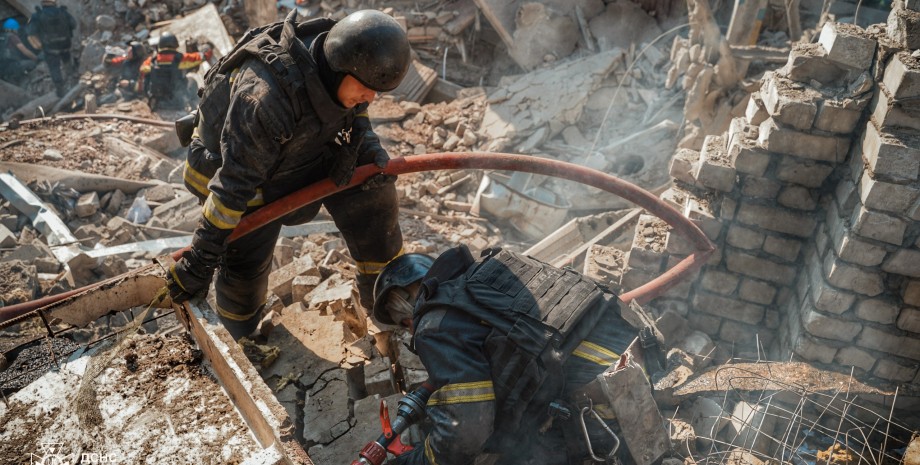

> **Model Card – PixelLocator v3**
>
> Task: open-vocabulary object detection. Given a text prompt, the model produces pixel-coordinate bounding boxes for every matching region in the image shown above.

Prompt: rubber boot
[217,306,263,341]
[355,272,378,312]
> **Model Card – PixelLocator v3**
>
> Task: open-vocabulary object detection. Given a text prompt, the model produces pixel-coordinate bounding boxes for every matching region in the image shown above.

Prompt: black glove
[361,173,397,191]
[328,131,365,187]
[365,144,390,169]
[167,246,220,303]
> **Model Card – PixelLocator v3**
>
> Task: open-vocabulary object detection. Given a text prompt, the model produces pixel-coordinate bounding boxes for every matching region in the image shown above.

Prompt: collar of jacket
[286,25,351,126]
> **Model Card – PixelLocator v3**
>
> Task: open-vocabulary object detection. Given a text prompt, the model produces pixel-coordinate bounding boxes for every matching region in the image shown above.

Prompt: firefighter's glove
[328,132,365,187]
[361,173,397,191]
[167,247,219,304]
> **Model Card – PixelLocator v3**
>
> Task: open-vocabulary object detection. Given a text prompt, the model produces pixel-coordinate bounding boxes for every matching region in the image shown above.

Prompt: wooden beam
[471,0,516,49]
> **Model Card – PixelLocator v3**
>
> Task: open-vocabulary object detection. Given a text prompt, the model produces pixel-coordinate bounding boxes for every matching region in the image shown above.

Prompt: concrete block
[793,334,838,364]
[600,361,671,465]
[718,320,764,345]
[781,42,852,87]
[775,157,834,188]
[861,123,920,182]
[75,191,100,218]
[745,92,769,126]
[904,280,920,306]
[738,279,776,305]
[817,22,877,70]
[741,176,781,199]
[726,249,797,286]
[103,189,126,215]
[834,346,876,372]
[757,118,850,163]
[859,172,920,215]
[621,267,658,293]
[777,185,817,211]
[855,298,899,324]
[835,233,887,267]
[802,304,863,341]
[883,51,920,99]
[364,356,396,397]
[677,330,715,368]
[824,252,885,297]
[814,98,866,134]
[693,291,765,325]
[683,196,723,240]
[656,309,692,344]
[141,183,175,203]
[807,256,857,313]
[835,178,860,212]
[687,311,722,335]
[760,72,820,130]
[693,135,737,192]
[719,196,738,221]
[736,202,816,238]
[688,397,730,446]
[0,224,17,248]
[700,269,740,295]
[858,325,920,360]
[897,306,920,332]
[762,236,801,262]
[873,358,918,382]
[851,205,907,245]
[292,274,322,304]
[727,225,765,250]
[269,254,321,303]
[670,148,699,186]
[887,8,920,54]
[871,82,920,132]
[882,248,920,277]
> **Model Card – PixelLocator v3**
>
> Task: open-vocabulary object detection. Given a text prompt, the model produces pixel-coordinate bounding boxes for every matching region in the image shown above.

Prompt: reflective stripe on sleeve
[203,194,244,230]
[184,160,210,197]
[427,380,495,406]
[424,437,439,465]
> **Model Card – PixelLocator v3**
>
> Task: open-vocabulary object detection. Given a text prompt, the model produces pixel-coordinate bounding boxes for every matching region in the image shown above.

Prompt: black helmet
[158,32,179,50]
[372,253,434,325]
[324,10,411,92]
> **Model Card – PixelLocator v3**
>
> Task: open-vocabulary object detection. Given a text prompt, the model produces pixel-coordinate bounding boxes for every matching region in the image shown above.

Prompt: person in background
[136,32,211,110]
[0,18,39,86]
[27,0,76,96]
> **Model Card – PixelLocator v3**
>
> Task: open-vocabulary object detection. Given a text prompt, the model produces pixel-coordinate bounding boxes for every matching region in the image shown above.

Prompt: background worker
[371,245,654,465]
[27,0,75,97]
[0,18,39,85]
[103,41,148,99]
[166,10,410,340]
[136,32,211,110]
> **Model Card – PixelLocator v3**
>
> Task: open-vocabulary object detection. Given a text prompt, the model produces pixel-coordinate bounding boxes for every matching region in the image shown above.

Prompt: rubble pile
[608,3,920,392]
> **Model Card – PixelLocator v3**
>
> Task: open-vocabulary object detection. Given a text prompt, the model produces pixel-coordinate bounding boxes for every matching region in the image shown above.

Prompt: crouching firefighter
[167,9,410,340]
[369,245,671,465]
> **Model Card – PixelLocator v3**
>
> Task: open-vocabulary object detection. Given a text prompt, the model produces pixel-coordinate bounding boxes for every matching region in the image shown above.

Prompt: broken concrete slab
[724,401,777,456]
[304,273,353,315]
[364,355,396,397]
[269,253,321,304]
[0,171,79,247]
[0,224,17,249]
[480,48,623,151]
[0,260,39,305]
[154,3,235,56]
[508,3,579,70]
[302,368,352,446]
[306,392,405,464]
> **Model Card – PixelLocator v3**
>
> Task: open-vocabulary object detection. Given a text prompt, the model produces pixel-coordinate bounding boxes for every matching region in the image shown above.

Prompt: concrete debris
[3,1,920,463]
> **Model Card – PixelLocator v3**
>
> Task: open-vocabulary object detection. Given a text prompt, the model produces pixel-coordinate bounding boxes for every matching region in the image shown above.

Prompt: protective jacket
[393,247,638,465]
[28,5,74,53]
[137,49,208,98]
[180,13,401,335]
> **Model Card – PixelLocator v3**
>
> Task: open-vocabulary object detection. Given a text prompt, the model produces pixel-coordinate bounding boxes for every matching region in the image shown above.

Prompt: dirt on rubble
[0,334,259,464]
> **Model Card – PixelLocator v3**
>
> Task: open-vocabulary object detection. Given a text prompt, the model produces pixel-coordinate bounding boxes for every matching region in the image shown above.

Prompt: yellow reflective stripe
[593,404,616,420]
[215,302,260,321]
[247,189,264,207]
[355,247,405,275]
[356,112,369,118]
[229,67,240,84]
[203,194,243,230]
[424,437,439,465]
[572,340,620,366]
[427,380,495,406]
[184,160,211,197]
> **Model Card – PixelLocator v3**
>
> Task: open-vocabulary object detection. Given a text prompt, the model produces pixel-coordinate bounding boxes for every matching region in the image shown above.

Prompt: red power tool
[351,382,434,465]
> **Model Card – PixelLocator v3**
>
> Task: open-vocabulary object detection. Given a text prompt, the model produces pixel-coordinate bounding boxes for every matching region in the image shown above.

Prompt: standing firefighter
[369,245,670,465]
[167,10,410,340]
[137,32,210,110]
[27,0,75,97]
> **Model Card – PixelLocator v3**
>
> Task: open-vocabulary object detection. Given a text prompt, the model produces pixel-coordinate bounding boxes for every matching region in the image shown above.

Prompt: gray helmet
[324,10,411,92]
[158,32,179,50]
[372,253,434,325]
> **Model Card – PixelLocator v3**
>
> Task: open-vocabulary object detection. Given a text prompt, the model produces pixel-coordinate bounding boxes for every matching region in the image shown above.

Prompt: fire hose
[0,152,714,330]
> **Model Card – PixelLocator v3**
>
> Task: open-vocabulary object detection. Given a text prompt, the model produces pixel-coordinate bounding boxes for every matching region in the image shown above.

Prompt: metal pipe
[7,113,175,128]
[0,152,714,325]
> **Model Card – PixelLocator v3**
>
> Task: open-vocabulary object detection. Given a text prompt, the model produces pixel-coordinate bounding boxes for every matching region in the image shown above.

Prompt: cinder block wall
[620,2,920,385]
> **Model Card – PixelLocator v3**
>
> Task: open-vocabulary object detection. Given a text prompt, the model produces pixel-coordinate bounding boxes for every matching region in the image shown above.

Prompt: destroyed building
[1,0,920,464]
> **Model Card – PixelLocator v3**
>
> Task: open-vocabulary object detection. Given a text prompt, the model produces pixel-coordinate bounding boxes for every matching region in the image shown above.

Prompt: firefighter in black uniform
[137,32,210,110]
[166,10,410,340]
[372,245,648,465]
[27,0,75,97]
